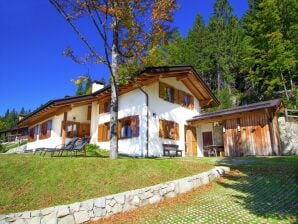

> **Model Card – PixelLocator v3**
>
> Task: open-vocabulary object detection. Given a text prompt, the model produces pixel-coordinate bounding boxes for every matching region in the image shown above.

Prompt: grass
[93,156,298,224]
[0,151,216,214]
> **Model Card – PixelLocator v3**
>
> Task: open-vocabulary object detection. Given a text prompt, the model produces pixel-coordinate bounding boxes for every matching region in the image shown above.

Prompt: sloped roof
[188,99,282,125]
[18,65,219,127]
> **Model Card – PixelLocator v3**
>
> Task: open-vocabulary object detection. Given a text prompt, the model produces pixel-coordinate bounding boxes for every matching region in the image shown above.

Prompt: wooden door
[185,125,197,156]
[78,123,91,138]
[223,119,240,157]
[202,132,213,147]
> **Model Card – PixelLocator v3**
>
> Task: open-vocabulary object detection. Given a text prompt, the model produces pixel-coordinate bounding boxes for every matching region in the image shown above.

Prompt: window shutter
[131,116,139,137]
[174,123,179,140]
[98,125,104,141]
[178,90,183,105]
[87,105,92,120]
[117,120,122,138]
[46,120,52,138]
[159,120,165,138]
[174,89,179,104]
[159,82,166,100]
[189,96,194,109]
[98,103,104,114]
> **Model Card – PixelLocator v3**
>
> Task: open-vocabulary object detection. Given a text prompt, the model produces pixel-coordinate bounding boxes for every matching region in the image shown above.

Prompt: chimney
[92,81,105,93]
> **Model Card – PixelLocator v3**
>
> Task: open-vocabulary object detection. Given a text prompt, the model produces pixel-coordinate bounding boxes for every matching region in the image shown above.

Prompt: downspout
[139,87,149,158]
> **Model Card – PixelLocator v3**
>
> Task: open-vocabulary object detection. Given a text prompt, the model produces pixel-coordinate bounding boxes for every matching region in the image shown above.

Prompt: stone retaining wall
[278,117,298,155]
[0,166,230,224]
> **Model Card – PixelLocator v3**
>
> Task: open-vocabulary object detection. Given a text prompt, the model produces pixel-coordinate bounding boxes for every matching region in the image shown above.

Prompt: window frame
[159,119,179,140]
[118,115,139,139]
[39,120,52,140]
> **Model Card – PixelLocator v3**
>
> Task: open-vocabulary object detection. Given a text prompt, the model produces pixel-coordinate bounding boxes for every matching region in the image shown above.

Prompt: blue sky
[0,0,248,115]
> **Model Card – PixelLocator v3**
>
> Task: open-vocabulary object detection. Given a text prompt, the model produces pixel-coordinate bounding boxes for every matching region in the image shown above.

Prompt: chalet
[17,66,283,157]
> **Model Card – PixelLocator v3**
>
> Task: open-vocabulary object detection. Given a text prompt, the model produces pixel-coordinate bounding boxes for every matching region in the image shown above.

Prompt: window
[118,116,139,139]
[159,82,177,103]
[99,99,111,114]
[29,125,39,142]
[87,105,92,120]
[178,91,194,109]
[39,120,52,140]
[159,119,179,140]
[98,123,110,142]
[61,121,79,138]
[159,82,194,109]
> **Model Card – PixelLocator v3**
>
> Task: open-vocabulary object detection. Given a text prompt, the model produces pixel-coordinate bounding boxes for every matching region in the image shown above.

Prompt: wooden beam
[61,112,67,145]
[188,110,266,125]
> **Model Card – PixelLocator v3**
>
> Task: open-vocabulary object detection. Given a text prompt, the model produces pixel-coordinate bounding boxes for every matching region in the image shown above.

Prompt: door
[185,125,197,156]
[202,131,213,147]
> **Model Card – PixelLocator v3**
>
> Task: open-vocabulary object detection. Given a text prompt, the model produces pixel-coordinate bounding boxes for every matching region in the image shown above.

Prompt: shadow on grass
[216,156,298,221]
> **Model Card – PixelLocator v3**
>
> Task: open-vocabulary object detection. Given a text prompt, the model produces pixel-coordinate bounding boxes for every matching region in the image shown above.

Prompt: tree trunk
[280,71,289,101]
[110,17,119,160]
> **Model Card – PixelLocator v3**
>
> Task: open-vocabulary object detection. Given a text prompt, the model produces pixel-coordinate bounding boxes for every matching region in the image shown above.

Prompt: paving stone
[80,200,94,211]
[41,207,55,216]
[30,210,40,218]
[21,212,31,219]
[114,194,125,205]
[69,203,80,213]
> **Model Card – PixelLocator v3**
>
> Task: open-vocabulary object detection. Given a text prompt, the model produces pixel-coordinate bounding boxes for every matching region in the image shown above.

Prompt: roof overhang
[187,99,283,125]
[18,65,219,127]
[93,65,220,108]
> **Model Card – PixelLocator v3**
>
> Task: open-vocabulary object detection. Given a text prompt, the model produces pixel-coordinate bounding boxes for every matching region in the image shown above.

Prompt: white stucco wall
[27,105,90,150]
[91,77,201,157]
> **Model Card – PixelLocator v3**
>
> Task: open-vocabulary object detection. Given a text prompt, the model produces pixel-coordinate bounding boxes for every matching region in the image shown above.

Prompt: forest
[0,0,297,130]
[141,0,297,110]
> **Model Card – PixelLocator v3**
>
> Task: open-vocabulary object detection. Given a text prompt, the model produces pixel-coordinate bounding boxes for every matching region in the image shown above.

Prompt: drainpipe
[139,87,149,158]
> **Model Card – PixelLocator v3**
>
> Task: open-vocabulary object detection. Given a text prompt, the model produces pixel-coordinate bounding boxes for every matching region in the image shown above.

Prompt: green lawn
[94,156,298,224]
[0,151,215,214]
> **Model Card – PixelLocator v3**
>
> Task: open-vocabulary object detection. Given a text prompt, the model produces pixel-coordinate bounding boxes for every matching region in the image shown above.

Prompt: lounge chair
[63,137,90,157]
[43,137,78,157]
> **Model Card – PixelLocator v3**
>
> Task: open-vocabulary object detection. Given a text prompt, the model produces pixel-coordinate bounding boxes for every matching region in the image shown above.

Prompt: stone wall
[278,117,298,155]
[0,166,230,224]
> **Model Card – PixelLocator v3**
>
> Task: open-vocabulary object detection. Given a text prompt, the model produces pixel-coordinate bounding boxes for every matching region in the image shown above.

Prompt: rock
[93,208,106,218]
[94,198,105,208]
[57,206,69,218]
[69,203,80,213]
[130,196,140,206]
[5,214,17,222]
[30,210,41,217]
[114,194,125,205]
[88,210,94,219]
[149,195,161,204]
[178,179,192,193]
[73,211,90,224]
[58,215,74,224]
[12,219,26,224]
[21,212,31,219]
[141,191,153,200]
[0,215,5,221]
[27,217,41,224]
[80,200,93,211]
[41,207,55,216]
[111,204,123,214]
[165,191,176,199]
[200,173,209,185]
[0,220,9,224]
[41,213,57,224]
[108,199,116,207]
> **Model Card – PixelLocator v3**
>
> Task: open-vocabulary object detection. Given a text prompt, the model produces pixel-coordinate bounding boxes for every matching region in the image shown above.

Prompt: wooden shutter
[117,120,122,138]
[174,122,179,140]
[174,89,179,104]
[131,116,139,137]
[87,105,92,120]
[46,120,52,138]
[159,82,166,100]
[159,119,165,138]
[178,90,183,106]
[189,95,194,109]
[98,124,104,141]
[98,103,104,114]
